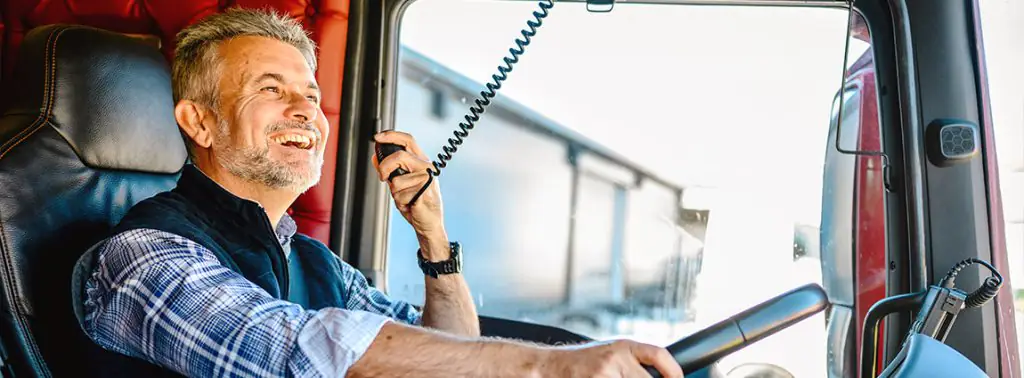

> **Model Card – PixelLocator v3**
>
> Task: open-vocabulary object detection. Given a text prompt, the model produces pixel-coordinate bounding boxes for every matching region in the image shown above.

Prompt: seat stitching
[0,27,67,160]
[0,26,70,378]
[0,28,61,155]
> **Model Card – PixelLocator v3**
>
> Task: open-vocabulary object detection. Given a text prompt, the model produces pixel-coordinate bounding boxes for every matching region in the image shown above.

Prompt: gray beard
[214,119,323,193]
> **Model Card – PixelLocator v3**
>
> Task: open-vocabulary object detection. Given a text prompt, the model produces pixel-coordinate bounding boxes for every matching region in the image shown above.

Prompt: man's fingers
[393,188,424,209]
[374,130,428,159]
[392,179,436,209]
[629,343,682,378]
[377,150,431,181]
[390,170,433,193]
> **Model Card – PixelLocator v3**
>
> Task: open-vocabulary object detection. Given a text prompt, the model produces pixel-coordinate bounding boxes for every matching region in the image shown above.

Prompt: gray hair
[172,8,318,157]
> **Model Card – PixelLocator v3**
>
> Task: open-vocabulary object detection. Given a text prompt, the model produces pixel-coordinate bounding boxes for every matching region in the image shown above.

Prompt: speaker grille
[940,124,977,158]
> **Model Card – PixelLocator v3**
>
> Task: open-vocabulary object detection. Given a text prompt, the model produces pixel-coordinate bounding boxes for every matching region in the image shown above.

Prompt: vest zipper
[257,207,290,299]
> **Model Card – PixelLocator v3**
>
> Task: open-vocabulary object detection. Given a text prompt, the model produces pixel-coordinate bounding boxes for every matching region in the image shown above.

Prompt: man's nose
[287,93,318,123]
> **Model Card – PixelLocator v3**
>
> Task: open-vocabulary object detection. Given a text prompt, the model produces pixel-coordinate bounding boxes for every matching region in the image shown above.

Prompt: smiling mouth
[270,133,315,150]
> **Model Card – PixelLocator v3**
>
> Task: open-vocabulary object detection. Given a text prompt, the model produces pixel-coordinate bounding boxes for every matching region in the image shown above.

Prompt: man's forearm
[347,322,553,378]
[418,234,480,337]
[422,273,479,336]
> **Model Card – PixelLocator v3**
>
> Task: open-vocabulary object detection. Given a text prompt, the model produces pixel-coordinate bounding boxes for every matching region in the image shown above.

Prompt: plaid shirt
[82,216,421,377]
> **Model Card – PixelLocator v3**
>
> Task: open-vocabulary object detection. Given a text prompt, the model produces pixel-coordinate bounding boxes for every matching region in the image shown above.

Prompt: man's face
[210,36,328,193]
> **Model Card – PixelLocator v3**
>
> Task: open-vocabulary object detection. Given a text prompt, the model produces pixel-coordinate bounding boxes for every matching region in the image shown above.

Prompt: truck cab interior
[0,0,1020,377]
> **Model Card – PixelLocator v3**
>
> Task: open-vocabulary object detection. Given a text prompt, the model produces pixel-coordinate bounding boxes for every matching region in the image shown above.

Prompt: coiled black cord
[430,0,554,174]
[407,0,555,206]
[940,257,1003,309]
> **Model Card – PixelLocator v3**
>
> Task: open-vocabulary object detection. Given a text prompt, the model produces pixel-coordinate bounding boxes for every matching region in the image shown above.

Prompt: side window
[386,1,866,376]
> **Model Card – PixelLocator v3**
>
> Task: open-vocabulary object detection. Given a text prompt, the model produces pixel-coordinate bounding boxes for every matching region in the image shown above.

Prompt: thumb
[629,343,682,378]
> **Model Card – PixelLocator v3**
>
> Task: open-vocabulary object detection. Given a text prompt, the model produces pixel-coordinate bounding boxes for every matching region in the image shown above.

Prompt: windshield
[385,1,880,376]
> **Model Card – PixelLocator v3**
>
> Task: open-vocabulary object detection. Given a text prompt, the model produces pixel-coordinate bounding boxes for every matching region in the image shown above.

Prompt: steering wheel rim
[644,283,828,377]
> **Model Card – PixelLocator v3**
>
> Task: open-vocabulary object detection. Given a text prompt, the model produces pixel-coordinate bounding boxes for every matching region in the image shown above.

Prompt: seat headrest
[4,24,186,173]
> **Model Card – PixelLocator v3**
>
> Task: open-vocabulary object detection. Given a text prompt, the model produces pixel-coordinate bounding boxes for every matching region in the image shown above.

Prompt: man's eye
[306,96,320,103]
[261,86,280,93]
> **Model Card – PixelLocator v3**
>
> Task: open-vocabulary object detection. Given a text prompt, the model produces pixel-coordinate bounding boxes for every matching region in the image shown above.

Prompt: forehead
[217,36,317,86]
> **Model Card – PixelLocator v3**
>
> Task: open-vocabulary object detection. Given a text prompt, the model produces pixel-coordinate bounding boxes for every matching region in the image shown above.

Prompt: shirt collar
[275,213,297,246]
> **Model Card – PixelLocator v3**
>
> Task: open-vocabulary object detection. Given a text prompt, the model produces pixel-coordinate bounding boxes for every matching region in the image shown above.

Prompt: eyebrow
[254,72,320,94]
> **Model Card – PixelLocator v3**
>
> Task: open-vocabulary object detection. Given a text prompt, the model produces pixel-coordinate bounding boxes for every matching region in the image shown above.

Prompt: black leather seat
[0,24,187,376]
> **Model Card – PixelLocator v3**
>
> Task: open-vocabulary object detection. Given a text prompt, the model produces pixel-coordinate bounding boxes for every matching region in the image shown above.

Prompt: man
[80,8,683,378]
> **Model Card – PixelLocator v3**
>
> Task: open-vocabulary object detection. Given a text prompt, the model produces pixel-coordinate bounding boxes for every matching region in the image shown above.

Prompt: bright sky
[980,0,1024,173]
[398,0,1020,228]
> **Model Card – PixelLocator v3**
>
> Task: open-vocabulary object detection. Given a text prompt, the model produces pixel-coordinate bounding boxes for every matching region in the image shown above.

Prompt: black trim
[335,0,387,267]
[889,0,929,301]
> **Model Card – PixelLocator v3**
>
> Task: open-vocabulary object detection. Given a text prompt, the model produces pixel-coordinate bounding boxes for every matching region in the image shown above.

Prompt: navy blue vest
[111,164,348,309]
[82,165,351,376]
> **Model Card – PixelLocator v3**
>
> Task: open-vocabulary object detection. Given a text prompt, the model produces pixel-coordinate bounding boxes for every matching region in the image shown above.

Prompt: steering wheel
[643,283,829,377]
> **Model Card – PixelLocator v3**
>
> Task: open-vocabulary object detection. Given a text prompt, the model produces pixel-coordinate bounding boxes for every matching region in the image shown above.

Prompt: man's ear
[175,100,215,149]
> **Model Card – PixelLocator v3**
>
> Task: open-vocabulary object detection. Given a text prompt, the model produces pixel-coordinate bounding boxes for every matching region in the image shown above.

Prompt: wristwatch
[418,241,462,278]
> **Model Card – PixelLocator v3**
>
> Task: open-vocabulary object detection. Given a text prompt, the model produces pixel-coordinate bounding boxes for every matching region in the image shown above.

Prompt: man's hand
[548,340,684,378]
[373,131,446,253]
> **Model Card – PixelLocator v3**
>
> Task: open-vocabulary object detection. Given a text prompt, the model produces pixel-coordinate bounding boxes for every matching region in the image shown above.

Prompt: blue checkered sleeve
[334,253,422,326]
[82,229,417,377]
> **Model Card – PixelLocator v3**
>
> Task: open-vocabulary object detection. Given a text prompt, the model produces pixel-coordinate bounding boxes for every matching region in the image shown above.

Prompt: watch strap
[418,241,462,278]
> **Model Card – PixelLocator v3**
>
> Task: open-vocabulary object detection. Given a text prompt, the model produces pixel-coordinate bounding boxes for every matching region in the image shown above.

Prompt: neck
[194,160,298,229]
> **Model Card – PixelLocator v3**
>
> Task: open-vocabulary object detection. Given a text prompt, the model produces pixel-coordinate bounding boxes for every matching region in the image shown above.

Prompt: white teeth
[271,133,314,149]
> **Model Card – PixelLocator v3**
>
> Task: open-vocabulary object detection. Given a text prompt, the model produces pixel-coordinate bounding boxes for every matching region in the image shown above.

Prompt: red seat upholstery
[0,0,350,244]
